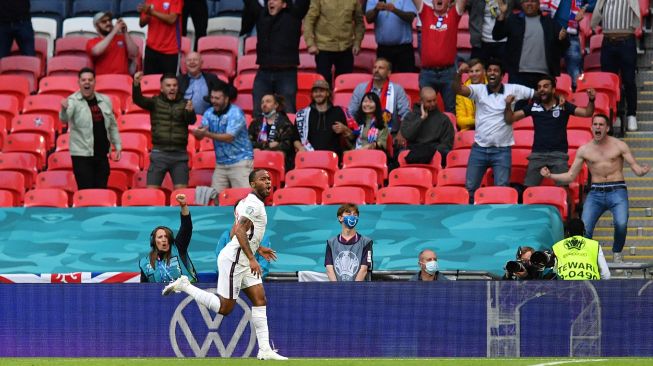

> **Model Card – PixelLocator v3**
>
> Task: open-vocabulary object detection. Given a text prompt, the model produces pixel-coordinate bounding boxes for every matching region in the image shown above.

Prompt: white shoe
[613,252,624,263]
[627,116,638,131]
[257,348,288,360]
[162,275,190,296]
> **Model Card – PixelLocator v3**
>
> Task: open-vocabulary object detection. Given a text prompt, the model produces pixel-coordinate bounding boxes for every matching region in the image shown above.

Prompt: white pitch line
[529,359,608,366]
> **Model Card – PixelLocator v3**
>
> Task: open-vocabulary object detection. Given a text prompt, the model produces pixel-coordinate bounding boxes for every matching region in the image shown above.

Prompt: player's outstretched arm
[233,216,262,278]
[621,140,651,177]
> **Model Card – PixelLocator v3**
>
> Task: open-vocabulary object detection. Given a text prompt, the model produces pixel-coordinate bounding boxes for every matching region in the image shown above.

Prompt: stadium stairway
[598,35,653,263]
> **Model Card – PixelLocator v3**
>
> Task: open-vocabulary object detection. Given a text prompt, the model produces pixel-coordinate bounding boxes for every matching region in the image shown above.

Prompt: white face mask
[424,260,439,275]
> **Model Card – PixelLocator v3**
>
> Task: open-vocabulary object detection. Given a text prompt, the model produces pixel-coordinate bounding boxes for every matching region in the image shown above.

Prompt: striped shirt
[602,0,636,33]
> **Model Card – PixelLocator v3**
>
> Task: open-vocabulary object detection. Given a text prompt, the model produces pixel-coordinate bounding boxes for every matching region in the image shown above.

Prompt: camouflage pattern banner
[0,205,563,276]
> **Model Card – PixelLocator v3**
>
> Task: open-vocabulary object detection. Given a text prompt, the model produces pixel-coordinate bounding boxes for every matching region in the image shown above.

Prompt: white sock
[251,306,271,351]
[183,284,221,313]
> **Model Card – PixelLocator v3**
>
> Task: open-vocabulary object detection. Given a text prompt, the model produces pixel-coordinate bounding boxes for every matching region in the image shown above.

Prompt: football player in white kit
[162,169,287,360]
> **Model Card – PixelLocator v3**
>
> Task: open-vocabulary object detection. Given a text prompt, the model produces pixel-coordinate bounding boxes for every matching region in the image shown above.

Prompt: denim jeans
[601,35,637,116]
[581,187,629,253]
[465,144,512,202]
[0,20,35,58]
[419,65,456,113]
[253,68,298,115]
[565,34,583,90]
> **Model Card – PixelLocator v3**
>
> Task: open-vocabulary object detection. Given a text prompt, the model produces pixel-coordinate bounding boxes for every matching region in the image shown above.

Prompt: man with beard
[295,79,353,156]
[505,75,595,189]
[86,12,139,75]
[133,71,196,189]
[452,58,534,202]
[542,115,650,262]
[163,169,287,360]
[399,87,454,166]
[348,58,410,133]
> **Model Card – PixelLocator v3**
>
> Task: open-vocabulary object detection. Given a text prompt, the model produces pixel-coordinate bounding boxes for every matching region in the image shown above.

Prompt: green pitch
[0,358,651,366]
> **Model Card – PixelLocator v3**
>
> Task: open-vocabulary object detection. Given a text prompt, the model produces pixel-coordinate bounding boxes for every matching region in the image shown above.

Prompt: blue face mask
[425,260,439,275]
[342,215,359,229]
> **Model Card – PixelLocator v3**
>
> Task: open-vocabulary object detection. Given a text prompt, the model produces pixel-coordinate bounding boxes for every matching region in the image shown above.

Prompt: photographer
[553,219,610,280]
[503,246,557,280]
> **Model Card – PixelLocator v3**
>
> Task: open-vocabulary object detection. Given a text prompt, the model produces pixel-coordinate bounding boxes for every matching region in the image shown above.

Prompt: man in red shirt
[413,0,466,113]
[137,0,183,74]
[86,12,139,75]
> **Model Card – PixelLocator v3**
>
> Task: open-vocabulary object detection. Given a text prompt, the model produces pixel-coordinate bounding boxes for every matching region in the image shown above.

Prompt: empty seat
[453,130,475,150]
[96,74,134,112]
[294,150,340,186]
[24,188,69,208]
[575,72,620,112]
[397,149,441,185]
[512,116,534,131]
[189,169,213,188]
[10,114,56,150]
[0,56,41,93]
[47,150,73,171]
[377,186,421,204]
[387,167,433,203]
[0,95,20,128]
[284,168,330,203]
[321,186,366,205]
[38,75,78,98]
[198,35,239,60]
[170,188,200,206]
[0,75,31,110]
[73,189,118,207]
[253,150,285,190]
[23,94,67,133]
[567,130,593,149]
[333,73,371,94]
[474,186,518,204]
[140,74,163,96]
[389,73,420,109]
[556,74,573,99]
[523,186,568,219]
[0,190,16,207]
[47,55,91,77]
[54,36,89,57]
[342,149,387,186]
[72,0,119,17]
[191,150,217,170]
[121,188,167,206]
[436,167,468,187]
[107,170,130,199]
[109,151,141,183]
[513,130,534,149]
[0,152,39,189]
[237,54,258,76]
[445,149,470,168]
[0,171,26,205]
[201,54,236,80]
[234,73,255,94]
[2,133,47,169]
[218,187,252,206]
[272,187,318,206]
[333,168,378,204]
[35,170,77,203]
[425,186,470,205]
[120,132,150,169]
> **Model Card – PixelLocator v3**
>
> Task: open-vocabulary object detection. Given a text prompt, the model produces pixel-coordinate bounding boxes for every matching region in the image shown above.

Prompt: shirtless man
[541,114,651,262]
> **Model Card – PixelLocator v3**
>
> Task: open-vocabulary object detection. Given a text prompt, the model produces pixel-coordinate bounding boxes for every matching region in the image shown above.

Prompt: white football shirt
[222,193,267,266]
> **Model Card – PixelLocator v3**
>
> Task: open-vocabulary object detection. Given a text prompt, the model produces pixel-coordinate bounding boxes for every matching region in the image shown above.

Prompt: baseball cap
[311,79,330,91]
[93,11,113,25]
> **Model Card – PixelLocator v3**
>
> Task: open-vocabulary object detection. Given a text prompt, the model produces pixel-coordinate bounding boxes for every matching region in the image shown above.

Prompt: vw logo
[169,288,257,357]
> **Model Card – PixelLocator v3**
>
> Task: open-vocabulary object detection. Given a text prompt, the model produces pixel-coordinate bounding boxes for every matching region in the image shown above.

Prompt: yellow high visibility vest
[553,235,600,280]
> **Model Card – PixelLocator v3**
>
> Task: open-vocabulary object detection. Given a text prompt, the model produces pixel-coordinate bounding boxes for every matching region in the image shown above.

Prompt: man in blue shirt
[191,83,254,193]
[365,0,417,73]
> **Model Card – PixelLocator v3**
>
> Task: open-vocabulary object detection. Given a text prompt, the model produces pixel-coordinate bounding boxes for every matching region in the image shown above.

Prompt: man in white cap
[86,11,139,75]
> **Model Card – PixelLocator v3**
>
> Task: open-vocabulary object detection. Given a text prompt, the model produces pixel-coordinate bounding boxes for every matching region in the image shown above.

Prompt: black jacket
[492,12,569,77]
[177,72,221,98]
[242,0,311,68]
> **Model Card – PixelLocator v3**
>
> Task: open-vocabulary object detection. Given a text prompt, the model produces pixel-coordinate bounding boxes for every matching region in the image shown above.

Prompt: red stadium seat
[189,169,213,188]
[234,73,255,94]
[388,167,433,203]
[107,170,130,199]
[569,92,611,117]
[202,54,236,80]
[24,188,69,208]
[237,54,258,76]
[118,114,151,147]
[198,137,215,152]
[353,52,375,74]
[198,35,239,61]
[333,73,370,94]
[109,151,140,183]
[284,168,330,203]
[523,186,568,220]
[567,130,593,149]
[131,170,174,197]
[124,97,147,114]
[273,187,318,205]
[55,36,89,57]
[298,53,317,73]
[38,75,78,99]
[474,186,518,204]
[513,130,534,149]
[333,168,378,204]
[0,55,41,93]
[425,186,470,205]
[47,151,73,171]
[0,95,20,129]
[244,36,257,55]
[121,188,167,206]
[0,75,30,110]
[23,94,66,133]
[0,171,26,205]
[10,37,47,76]
[568,115,592,131]
[453,130,475,150]
[218,187,252,206]
[332,92,353,108]
[397,150,441,186]
[444,112,458,131]
[512,116,534,131]
[294,150,339,186]
[342,149,387,186]
[0,189,15,207]
[10,114,56,150]
[445,149,470,168]
[47,55,91,77]
[35,170,77,204]
[120,132,150,169]
[297,72,325,110]
[73,189,118,207]
[377,186,421,204]
[192,151,216,170]
[233,94,254,115]
[254,150,285,190]
[170,188,201,206]
[555,74,573,100]
[0,152,38,189]
[140,74,163,96]
[575,72,620,113]
[436,167,467,187]
[390,73,420,109]
[2,133,47,169]
[322,186,367,205]
[96,74,133,113]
